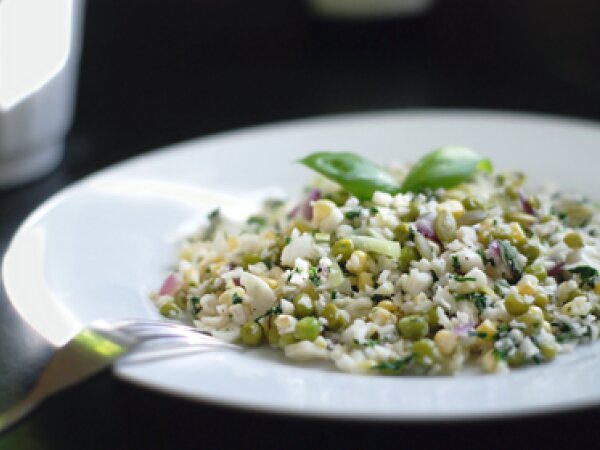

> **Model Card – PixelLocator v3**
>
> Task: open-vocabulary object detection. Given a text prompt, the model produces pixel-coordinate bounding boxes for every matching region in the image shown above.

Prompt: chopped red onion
[519,191,537,217]
[288,189,321,221]
[159,273,183,296]
[416,212,437,240]
[453,322,476,337]
[548,262,566,277]
[487,240,503,267]
[233,277,241,287]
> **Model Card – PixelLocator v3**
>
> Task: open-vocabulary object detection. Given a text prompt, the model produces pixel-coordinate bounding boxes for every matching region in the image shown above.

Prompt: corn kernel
[369,306,396,326]
[509,222,527,245]
[346,250,368,274]
[286,218,313,234]
[227,236,239,250]
[476,319,497,341]
[358,272,374,291]
[434,329,458,355]
[481,349,500,373]
[542,321,552,333]
[209,261,225,276]
[437,199,465,220]
[377,300,398,313]
[179,246,194,261]
[261,277,279,290]
[313,199,335,223]
[183,267,199,285]
[517,274,539,296]
[595,281,600,295]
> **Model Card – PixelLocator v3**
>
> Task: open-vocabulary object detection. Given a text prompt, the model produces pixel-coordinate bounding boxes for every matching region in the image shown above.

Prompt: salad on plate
[152,148,600,375]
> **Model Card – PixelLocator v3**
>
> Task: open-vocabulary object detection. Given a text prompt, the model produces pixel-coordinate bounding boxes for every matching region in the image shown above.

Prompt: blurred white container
[0,0,84,188]
[308,0,434,19]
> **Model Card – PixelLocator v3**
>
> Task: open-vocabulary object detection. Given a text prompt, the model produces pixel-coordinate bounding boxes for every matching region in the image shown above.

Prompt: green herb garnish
[300,149,492,200]
[456,293,488,313]
[373,354,414,375]
[400,147,493,193]
[453,275,476,282]
[309,266,321,287]
[299,152,401,200]
[345,210,361,219]
[254,305,283,323]
[452,255,462,273]
[568,265,599,288]
[232,292,243,305]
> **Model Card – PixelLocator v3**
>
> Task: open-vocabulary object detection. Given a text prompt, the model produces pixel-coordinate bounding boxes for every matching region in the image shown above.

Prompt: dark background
[1,0,600,448]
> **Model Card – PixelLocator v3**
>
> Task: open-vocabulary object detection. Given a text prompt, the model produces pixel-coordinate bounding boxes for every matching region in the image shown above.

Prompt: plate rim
[4,108,600,422]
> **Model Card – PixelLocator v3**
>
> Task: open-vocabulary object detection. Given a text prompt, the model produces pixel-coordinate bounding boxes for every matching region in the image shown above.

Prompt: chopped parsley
[344,210,361,219]
[430,270,439,283]
[284,236,292,245]
[190,296,202,314]
[456,293,488,313]
[373,354,414,374]
[453,275,476,282]
[452,255,462,273]
[370,207,379,215]
[309,266,321,287]
[331,290,338,300]
[477,249,490,266]
[254,305,283,323]
[469,331,489,339]
[568,265,599,288]
[494,348,509,361]
[498,240,524,281]
[247,215,267,227]
[232,292,243,305]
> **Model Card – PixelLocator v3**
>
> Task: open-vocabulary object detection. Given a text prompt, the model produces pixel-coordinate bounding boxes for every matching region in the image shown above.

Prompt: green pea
[518,306,544,335]
[507,350,526,367]
[539,342,557,361]
[320,303,348,331]
[564,232,584,250]
[397,316,429,341]
[242,253,262,269]
[414,232,433,261]
[567,288,586,302]
[399,246,419,272]
[278,333,297,348]
[267,326,280,347]
[533,293,549,308]
[519,242,541,262]
[403,201,421,221]
[504,293,530,316]
[395,223,412,243]
[293,293,315,318]
[462,196,483,211]
[412,339,440,367]
[332,239,354,261]
[427,307,440,328]
[505,185,520,200]
[524,262,547,282]
[159,302,181,318]
[294,317,322,341]
[240,322,263,346]
[434,209,457,243]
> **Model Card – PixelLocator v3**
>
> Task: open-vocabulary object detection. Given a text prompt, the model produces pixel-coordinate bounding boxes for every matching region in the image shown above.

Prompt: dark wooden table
[2,1,600,448]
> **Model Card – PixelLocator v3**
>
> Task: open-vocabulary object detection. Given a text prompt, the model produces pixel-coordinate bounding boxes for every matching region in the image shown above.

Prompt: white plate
[4,110,600,421]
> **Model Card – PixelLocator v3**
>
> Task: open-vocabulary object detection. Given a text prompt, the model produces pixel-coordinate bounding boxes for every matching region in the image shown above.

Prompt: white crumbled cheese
[345,196,360,208]
[280,233,318,267]
[399,269,433,298]
[450,248,485,273]
[434,286,456,311]
[561,296,592,316]
[392,193,412,215]
[450,267,488,293]
[520,337,540,359]
[240,272,276,318]
[373,191,393,207]
[319,206,344,233]
[274,314,297,335]
[336,224,354,238]
[229,303,248,325]
[285,341,329,360]
[341,319,377,345]
[456,226,479,246]
[281,299,294,315]
[199,294,218,315]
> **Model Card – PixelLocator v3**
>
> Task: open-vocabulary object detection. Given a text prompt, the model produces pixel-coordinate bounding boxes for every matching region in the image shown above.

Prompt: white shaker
[0,0,84,188]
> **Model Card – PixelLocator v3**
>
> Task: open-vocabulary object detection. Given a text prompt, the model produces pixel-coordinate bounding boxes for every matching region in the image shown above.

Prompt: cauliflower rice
[152,151,600,375]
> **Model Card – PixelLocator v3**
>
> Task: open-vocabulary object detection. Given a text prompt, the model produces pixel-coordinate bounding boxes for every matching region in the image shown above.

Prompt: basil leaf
[401,147,493,193]
[299,152,401,200]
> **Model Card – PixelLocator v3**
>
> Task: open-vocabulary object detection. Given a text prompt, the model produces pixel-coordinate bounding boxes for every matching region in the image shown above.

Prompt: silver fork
[0,318,241,434]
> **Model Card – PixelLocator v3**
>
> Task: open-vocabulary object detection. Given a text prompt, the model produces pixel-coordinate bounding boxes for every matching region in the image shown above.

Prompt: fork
[0,318,241,434]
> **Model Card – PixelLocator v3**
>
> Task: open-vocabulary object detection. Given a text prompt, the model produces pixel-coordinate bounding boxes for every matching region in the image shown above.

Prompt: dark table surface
[2,1,600,448]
